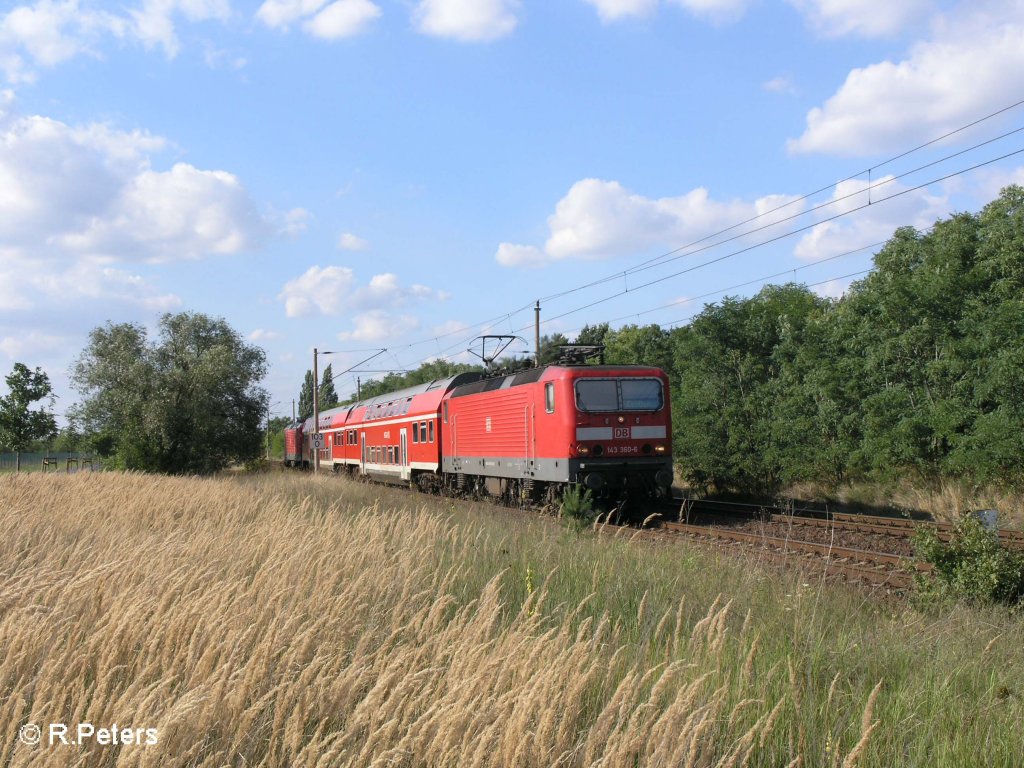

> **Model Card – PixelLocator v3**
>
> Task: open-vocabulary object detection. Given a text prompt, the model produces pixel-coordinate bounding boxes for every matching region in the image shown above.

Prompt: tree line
[304,186,1023,495]
[602,185,1024,494]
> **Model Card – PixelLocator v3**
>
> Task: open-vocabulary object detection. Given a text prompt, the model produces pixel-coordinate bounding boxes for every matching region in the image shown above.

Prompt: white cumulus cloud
[666,0,750,24]
[973,165,1024,203]
[793,175,950,260]
[62,162,267,261]
[789,4,1024,155]
[0,111,268,262]
[256,0,326,28]
[130,0,231,57]
[278,265,355,316]
[0,257,182,312]
[496,178,806,267]
[786,0,932,38]
[278,268,447,317]
[248,328,283,341]
[0,100,278,311]
[582,0,657,22]
[337,310,419,343]
[337,232,369,251]
[583,0,749,24]
[413,0,518,42]
[0,0,232,80]
[763,76,797,94]
[0,329,67,360]
[495,243,545,268]
[256,0,381,37]
[811,277,855,299]
[304,0,381,38]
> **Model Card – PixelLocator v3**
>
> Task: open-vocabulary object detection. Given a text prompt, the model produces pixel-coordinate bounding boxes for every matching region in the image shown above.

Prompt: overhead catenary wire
[536,99,1024,304]
[352,98,1024,375]
[360,99,1024,370]
[510,145,1024,331]
[537,122,1024,304]
[403,142,1022,371]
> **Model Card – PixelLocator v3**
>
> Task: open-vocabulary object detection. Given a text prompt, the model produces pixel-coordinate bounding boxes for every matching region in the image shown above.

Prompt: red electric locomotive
[284,421,304,467]
[440,364,673,502]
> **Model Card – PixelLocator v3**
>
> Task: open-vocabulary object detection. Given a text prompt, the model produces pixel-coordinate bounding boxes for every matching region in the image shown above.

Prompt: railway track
[673,496,1024,550]
[658,520,922,589]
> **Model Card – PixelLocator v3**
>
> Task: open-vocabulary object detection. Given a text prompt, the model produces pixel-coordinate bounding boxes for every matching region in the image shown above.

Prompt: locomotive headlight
[617,415,626,423]
[654,445,667,453]
[577,445,590,455]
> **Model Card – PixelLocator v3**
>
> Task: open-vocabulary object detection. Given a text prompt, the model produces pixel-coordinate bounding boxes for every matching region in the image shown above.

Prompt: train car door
[360,432,366,475]
[400,429,409,481]
[526,403,535,472]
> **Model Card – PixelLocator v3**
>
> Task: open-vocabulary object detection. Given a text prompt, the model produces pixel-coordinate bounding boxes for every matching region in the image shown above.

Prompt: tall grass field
[0,472,1021,766]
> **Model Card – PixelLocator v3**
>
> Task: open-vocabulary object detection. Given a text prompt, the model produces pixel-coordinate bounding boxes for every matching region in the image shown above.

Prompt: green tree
[298,370,315,419]
[946,185,1024,484]
[319,364,339,409]
[0,363,58,472]
[350,360,482,403]
[574,322,610,347]
[73,312,268,475]
[266,415,292,460]
[604,324,674,375]
[672,284,824,494]
[538,333,569,366]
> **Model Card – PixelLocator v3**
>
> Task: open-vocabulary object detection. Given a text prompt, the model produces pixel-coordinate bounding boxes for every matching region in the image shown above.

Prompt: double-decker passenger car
[286,373,484,483]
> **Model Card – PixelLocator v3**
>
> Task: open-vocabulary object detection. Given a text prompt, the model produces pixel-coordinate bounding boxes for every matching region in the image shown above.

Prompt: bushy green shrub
[559,484,594,527]
[914,513,1024,607]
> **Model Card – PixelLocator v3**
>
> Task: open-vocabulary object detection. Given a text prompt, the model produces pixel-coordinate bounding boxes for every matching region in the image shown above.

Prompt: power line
[604,239,884,325]
[538,122,1024,304]
[661,269,873,329]
[536,97,1024,304]
[380,98,1024,372]
[517,145,1024,331]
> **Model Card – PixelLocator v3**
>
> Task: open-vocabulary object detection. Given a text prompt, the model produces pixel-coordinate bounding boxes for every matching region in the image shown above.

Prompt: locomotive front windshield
[575,378,663,412]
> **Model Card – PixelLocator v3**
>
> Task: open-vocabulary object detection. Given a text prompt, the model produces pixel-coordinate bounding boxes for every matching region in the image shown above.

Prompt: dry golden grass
[0,471,895,767]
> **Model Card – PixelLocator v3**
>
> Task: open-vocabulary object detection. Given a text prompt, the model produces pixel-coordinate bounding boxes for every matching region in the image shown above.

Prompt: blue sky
[1,0,1022,422]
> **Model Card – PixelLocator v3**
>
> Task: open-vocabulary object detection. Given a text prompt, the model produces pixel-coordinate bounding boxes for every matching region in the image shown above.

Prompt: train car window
[545,382,555,413]
[412,425,418,443]
[620,379,664,410]
[428,421,434,442]
[575,379,617,411]
[443,402,448,423]
[575,378,664,412]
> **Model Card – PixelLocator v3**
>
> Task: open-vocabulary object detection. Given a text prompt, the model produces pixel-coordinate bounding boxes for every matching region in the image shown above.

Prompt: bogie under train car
[284,364,673,502]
